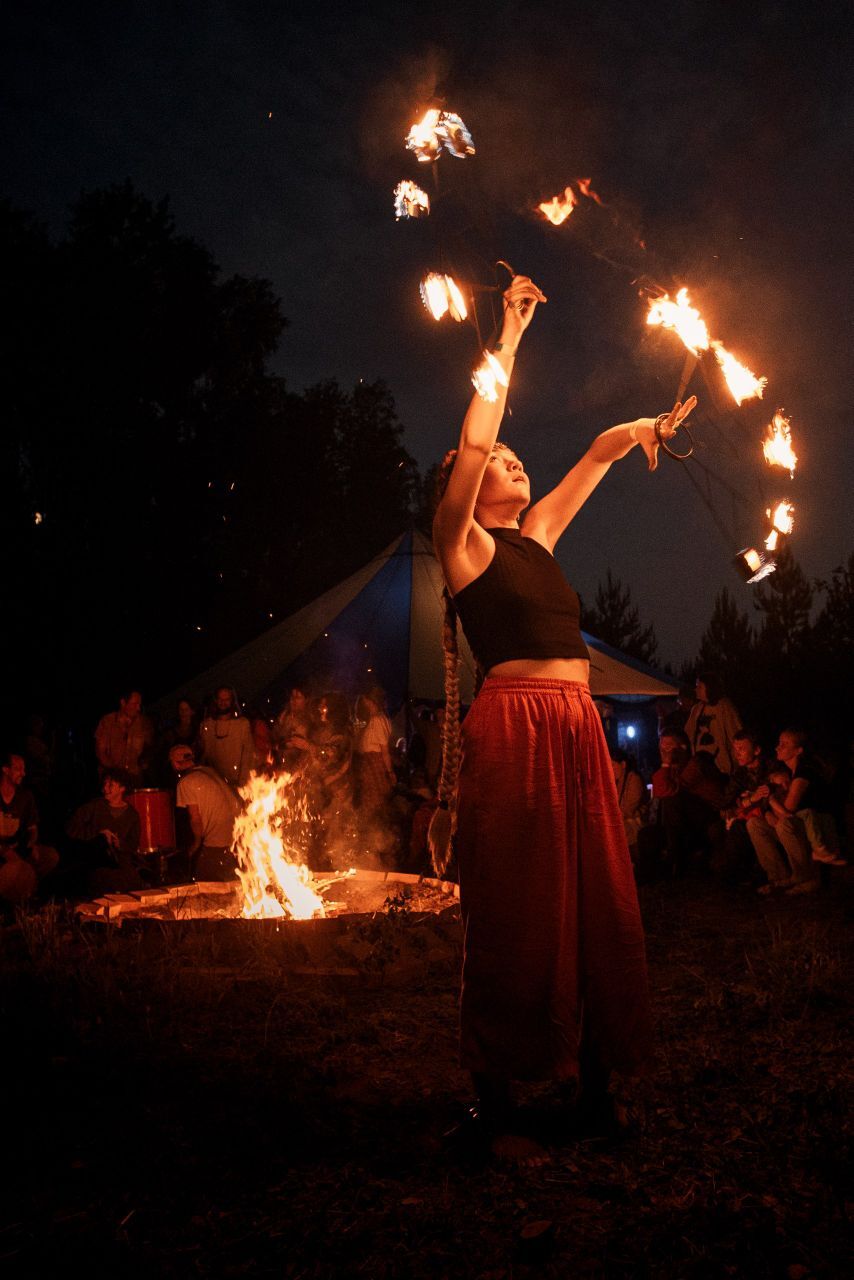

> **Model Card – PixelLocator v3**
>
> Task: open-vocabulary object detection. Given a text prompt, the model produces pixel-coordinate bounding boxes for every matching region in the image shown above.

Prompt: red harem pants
[455,678,653,1081]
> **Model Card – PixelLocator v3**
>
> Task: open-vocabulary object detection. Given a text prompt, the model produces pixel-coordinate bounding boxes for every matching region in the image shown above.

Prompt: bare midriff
[486,657,590,682]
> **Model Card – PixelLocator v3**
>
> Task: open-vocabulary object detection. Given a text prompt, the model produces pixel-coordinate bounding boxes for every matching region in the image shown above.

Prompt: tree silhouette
[752,544,813,660]
[696,587,755,714]
[580,569,659,664]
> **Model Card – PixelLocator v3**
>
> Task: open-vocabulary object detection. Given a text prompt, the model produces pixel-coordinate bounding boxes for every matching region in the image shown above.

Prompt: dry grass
[1,878,852,1278]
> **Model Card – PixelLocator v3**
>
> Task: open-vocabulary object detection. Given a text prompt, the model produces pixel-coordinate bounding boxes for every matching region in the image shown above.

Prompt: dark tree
[696,586,755,717]
[752,544,813,661]
[580,569,659,664]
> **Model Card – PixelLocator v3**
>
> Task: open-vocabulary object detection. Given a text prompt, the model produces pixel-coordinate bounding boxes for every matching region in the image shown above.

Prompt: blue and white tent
[160,531,678,713]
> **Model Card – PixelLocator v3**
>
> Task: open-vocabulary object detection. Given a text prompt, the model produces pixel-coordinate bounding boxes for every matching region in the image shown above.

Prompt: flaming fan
[406,108,476,162]
[394,180,430,220]
[471,350,510,403]
[420,272,468,322]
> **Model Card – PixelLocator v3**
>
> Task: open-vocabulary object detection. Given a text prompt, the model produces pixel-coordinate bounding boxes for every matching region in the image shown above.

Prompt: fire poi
[405,108,475,163]
[393,179,430,220]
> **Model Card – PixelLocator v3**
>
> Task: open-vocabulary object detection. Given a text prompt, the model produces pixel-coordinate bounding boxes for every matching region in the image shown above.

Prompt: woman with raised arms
[431,272,696,1165]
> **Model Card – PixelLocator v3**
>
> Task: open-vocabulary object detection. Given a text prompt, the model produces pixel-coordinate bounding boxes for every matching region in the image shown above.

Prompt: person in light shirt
[169,744,241,881]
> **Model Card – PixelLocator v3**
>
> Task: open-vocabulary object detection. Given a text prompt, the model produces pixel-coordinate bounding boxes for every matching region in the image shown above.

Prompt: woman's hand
[633,396,698,471]
[500,274,547,342]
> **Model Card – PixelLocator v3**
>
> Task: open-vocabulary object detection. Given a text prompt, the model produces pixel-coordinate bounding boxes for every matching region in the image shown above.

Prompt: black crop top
[452,527,589,670]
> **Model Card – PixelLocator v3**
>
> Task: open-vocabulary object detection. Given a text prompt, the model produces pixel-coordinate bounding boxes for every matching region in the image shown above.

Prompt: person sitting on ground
[66,768,144,895]
[716,729,773,883]
[273,686,312,773]
[95,688,154,784]
[169,744,241,882]
[609,748,648,862]
[199,686,256,789]
[684,671,743,776]
[0,749,60,905]
[749,730,845,894]
[644,730,727,876]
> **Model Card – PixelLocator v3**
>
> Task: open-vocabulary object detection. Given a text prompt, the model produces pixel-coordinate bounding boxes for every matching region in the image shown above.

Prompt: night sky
[5,0,853,666]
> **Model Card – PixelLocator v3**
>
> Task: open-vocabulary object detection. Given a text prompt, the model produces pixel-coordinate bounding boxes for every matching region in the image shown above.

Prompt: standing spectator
[0,750,59,904]
[200,686,255,788]
[66,768,143,894]
[155,697,201,784]
[169,744,241,881]
[273,687,311,773]
[95,689,154,784]
[354,687,395,820]
[610,748,648,860]
[308,693,355,864]
[685,672,743,775]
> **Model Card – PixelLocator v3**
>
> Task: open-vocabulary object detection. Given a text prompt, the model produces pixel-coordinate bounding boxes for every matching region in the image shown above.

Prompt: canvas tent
[159,531,678,714]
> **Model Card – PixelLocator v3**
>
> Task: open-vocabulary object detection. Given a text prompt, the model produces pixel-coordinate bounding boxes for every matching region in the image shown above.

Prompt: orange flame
[577,177,604,205]
[763,410,798,476]
[768,500,794,536]
[420,273,468,322]
[646,288,711,357]
[394,180,430,219]
[711,342,767,405]
[406,108,442,162]
[471,350,510,403]
[537,186,577,226]
[233,772,325,919]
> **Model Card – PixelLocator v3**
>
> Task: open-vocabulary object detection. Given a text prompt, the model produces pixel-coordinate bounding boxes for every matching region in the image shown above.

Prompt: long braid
[428,589,462,876]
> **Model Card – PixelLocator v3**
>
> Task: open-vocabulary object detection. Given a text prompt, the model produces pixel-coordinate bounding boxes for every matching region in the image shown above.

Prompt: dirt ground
[1,876,852,1278]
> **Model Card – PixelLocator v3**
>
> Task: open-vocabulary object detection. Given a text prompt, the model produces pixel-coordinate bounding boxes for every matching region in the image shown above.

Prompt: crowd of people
[0,670,850,912]
[611,673,850,895]
[0,682,448,910]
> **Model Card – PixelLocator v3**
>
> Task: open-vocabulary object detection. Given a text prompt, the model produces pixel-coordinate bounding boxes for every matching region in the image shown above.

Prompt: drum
[129,789,176,853]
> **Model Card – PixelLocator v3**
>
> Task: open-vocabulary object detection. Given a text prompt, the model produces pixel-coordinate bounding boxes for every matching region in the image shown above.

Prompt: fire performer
[431,271,696,1165]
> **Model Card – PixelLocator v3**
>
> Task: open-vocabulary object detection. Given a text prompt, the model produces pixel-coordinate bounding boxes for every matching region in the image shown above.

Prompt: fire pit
[75,870,462,982]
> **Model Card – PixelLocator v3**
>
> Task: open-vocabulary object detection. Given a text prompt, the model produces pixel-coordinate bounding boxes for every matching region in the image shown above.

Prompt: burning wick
[763,410,798,476]
[764,500,794,550]
[711,342,767,405]
[537,186,578,226]
[419,273,468,322]
[393,180,430,220]
[734,546,777,584]
[406,108,475,162]
[646,290,767,404]
[471,350,510,403]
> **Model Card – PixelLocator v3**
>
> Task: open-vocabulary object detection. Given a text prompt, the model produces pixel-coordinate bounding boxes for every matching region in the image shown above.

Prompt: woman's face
[290,689,307,712]
[178,700,193,720]
[476,446,530,513]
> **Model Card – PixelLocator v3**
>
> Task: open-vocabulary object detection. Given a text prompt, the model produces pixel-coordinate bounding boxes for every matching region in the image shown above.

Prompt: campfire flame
[537,186,577,226]
[420,273,468,322]
[233,772,326,920]
[711,341,767,405]
[763,410,798,476]
[471,350,510,403]
[394,180,430,219]
[646,288,711,357]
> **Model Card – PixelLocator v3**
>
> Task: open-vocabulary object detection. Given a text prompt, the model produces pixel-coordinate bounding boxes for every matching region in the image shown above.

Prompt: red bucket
[129,789,176,853]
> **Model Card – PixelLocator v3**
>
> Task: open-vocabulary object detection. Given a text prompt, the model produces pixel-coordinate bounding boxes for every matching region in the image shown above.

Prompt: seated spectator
[95,689,154,784]
[610,748,648,859]
[0,750,60,905]
[715,729,773,883]
[169,744,241,882]
[685,672,743,775]
[748,730,845,896]
[66,768,144,895]
[637,731,727,878]
[273,687,311,773]
[200,686,256,788]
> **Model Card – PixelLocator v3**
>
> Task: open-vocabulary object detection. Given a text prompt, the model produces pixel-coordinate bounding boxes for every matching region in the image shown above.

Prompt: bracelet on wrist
[491,341,518,356]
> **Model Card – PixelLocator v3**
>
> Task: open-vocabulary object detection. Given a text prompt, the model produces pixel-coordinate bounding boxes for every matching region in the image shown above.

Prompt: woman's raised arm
[433,274,546,558]
[523,397,697,553]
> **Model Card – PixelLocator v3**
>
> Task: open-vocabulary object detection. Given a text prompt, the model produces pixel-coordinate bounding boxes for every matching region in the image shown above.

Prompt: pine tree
[581,569,659,664]
[696,586,755,717]
[752,544,813,660]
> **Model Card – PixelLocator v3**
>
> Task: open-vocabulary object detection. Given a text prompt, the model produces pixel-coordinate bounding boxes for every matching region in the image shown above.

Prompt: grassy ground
[1,877,852,1278]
